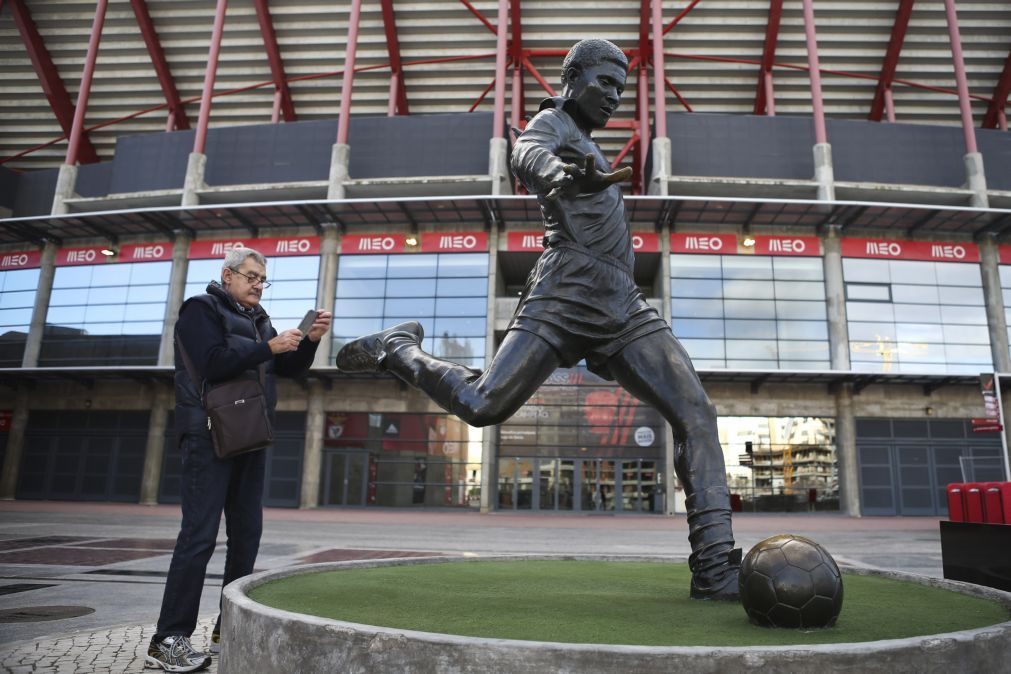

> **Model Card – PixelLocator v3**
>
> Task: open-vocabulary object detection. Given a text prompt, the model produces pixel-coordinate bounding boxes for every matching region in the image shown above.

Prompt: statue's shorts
[508,242,669,381]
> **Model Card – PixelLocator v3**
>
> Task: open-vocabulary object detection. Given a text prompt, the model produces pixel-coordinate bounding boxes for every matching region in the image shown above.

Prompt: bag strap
[176,329,206,400]
[176,300,268,398]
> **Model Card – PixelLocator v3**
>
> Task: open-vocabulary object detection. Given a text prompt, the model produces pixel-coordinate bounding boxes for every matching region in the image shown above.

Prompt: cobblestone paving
[1,616,218,674]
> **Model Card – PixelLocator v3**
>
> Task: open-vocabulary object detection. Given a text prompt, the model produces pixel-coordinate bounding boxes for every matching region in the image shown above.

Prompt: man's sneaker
[335,321,424,372]
[144,635,211,672]
[209,626,220,654]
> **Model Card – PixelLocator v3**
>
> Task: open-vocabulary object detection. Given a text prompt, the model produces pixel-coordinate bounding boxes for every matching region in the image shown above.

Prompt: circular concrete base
[220,556,1011,674]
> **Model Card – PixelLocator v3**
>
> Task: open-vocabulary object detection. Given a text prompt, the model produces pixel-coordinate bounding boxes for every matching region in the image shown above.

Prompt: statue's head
[560,39,628,130]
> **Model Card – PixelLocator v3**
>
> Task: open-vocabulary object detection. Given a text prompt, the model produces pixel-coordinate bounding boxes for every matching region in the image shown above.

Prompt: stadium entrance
[496,457,662,513]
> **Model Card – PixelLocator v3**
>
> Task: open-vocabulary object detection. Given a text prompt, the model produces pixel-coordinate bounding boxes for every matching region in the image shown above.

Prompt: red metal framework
[869,0,915,122]
[983,49,1011,130]
[754,0,783,116]
[254,0,296,123]
[65,0,109,166]
[129,0,191,130]
[380,0,409,116]
[8,0,99,163]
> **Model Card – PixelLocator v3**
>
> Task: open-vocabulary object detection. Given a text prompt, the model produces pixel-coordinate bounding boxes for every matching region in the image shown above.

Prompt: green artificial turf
[249,561,1010,647]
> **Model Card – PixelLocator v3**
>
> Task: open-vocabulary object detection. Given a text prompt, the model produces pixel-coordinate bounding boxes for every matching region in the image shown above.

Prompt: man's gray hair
[561,39,627,81]
[222,246,266,272]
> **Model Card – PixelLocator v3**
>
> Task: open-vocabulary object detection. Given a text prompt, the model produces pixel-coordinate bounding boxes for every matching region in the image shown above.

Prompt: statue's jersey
[508,97,667,380]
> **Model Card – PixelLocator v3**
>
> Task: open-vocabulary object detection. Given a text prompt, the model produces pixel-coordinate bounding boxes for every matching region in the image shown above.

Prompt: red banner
[420,232,488,252]
[506,231,658,252]
[670,233,737,254]
[189,236,320,260]
[998,245,1011,265]
[630,232,660,252]
[0,249,42,271]
[841,238,979,262]
[57,243,173,266]
[752,235,822,257]
[340,234,408,255]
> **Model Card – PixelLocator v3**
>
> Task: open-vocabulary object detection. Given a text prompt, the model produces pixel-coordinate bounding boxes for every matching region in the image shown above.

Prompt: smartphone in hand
[296,309,319,340]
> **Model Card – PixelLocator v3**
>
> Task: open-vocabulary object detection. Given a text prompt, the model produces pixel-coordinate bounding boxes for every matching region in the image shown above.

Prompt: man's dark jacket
[173,281,318,437]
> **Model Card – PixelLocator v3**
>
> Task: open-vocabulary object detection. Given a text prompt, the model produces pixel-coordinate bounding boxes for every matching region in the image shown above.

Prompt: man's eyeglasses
[230,269,271,288]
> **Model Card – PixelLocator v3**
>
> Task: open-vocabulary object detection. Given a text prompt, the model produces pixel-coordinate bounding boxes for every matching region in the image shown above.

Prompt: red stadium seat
[999,482,1011,525]
[981,483,1005,524]
[946,483,965,522]
[963,483,985,523]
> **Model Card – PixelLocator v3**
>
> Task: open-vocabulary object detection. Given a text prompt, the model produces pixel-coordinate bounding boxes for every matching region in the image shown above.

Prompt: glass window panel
[777,321,828,340]
[779,341,830,360]
[896,341,944,363]
[46,305,87,324]
[672,318,724,339]
[849,322,897,342]
[941,324,990,345]
[726,360,774,369]
[691,359,725,368]
[889,260,936,285]
[680,338,725,359]
[53,266,94,288]
[264,280,318,300]
[184,283,207,300]
[721,256,772,280]
[335,298,382,317]
[774,281,824,300]
[387,278,437,297]
[432,336,486,359]
[723,299,775,319]
[935,262,981,287]
[126,303,166,322]
[338,256,387,279]
[0,307,33,326]
[433,317,486,337]
[846,284,890,301]
[893,303,941,323]
[332,317,383,337]
[130,260,171,284]
[944,344,993,364]
[387,297,435,316]
[670,278,724,298]
[187,259,221,281]
[724,319,776,339]
[937,285,984,305]
[672,298,723,318]
[670,255,722,279]
[2,269,41,291]
[84,304,126,323]
[723,280,774,300]
[842,258,888,283]
[436,277,487,297]
[337,278,386,298]
[939,305,987,325]
[846,302,894,322]
[121,321,163,335]
[270,256,319,280]
[891,284,938,304]
[87,286,128,305]
[775,301,826,320]
[90,264,133,287]
[49,288,90,306]
[726,340,778,359]
[126,284,168,303]
[780,360,831,370]
[386,254,438,278]
[435,297,487,317]
[773,257,823,281]
[1000,265,1011,287]
[896,323,944,342]
[438,253,488,277]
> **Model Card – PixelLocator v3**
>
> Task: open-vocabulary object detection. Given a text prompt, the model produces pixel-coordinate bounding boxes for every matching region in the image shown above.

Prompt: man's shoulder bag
[177,334,273,459]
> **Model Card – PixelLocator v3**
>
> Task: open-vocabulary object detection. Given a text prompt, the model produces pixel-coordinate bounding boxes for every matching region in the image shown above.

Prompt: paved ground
[0,501,947,673]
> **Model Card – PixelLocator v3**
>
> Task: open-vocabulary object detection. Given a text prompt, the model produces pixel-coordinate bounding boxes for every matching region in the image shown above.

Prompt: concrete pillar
[51,164,79,215]
[181,152,207,207]
[813,143,835,202]
[300,382,326,508]
[480,223,501,512]
[489,137,511,196]
[158,234,192,366]
[648,137,671,196]
[834,383,860,517]
[964,152,989,209]
[139,386,172,505]
[311,226,340,369]
[0,389,30,500]
[822,225,850,370]
[327,144,350,201]
[978,234,1010,372]
[661,221,678,515]
[21,242,59,368]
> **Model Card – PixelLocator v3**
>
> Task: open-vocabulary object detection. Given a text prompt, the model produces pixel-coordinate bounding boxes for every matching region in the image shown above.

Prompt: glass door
[323,451,368,506]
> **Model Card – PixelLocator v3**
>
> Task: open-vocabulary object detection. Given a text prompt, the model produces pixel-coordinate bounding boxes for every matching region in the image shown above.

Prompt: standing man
[146,247,331,672]
[336,39,740,600]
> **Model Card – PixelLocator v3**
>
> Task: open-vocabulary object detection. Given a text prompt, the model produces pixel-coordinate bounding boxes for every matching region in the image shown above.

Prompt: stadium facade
[1,1,1010,517]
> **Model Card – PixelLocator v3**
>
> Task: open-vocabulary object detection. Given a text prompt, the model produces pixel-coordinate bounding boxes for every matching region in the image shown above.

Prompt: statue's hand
[545,153,631,200]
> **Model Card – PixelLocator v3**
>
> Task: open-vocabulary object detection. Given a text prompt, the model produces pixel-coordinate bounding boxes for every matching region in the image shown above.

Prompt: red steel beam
[942,0,977,153]
[459,0,497,34]
[66,0,109,165]
[129,0,191,130]
[652,0,667,137]
[869,0,915,121]
[380,0,409,116]
[663,0,701,35]
[754,0,784,115]
[9,0,99,163]
[492,0,509,138]
[800,0,828,145]
[982,48,1011,129]
[193,0,228,154]
[510,0,524,138]
[336,0,363,145]
[254,0,296,122]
